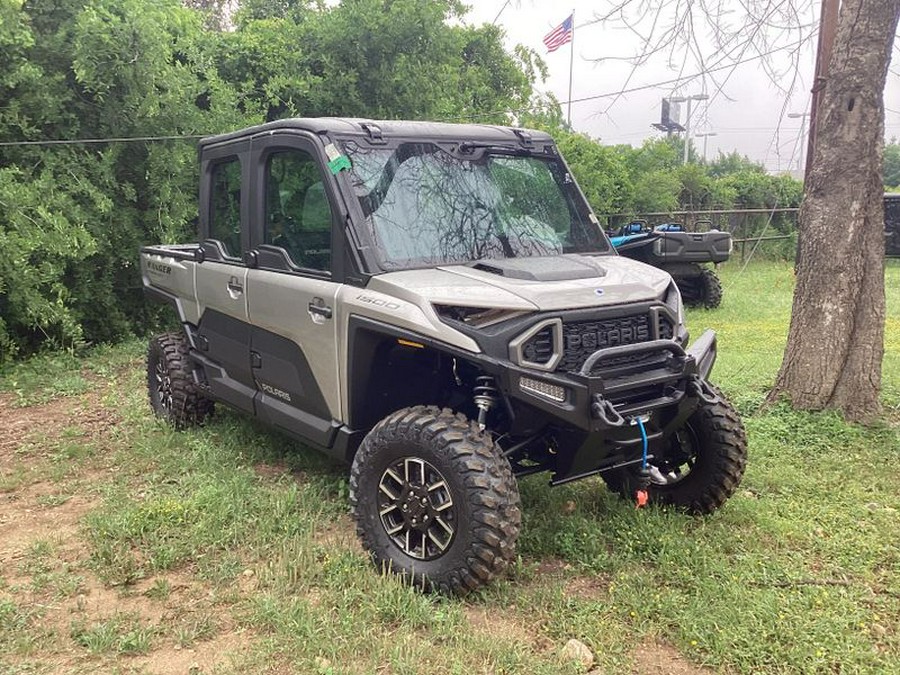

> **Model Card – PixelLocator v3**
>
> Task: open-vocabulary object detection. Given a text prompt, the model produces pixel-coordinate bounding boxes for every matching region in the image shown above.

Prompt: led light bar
[519,377,566,403]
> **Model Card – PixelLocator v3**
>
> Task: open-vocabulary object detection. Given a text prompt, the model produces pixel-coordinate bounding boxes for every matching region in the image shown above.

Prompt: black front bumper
[496,330,720,484]
[499,329,717,433]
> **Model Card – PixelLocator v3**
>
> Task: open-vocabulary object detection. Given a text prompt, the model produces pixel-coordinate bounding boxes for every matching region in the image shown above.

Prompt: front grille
[658,314,675,340]
[521,326,554,365]
[558,314,654,373]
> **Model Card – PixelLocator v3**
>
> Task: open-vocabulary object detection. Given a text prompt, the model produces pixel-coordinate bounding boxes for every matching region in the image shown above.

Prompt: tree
[770,0,900,421]
[707,150,766,178]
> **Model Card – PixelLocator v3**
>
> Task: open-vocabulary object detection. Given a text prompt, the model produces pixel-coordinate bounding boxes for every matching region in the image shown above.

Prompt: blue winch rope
[636,417,648,469]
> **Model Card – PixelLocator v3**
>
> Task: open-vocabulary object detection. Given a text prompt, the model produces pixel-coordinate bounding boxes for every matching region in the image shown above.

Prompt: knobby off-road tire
[603,388,747,514]
[698,268,723,308]
[147,332,213,429]
[350,406,521,596]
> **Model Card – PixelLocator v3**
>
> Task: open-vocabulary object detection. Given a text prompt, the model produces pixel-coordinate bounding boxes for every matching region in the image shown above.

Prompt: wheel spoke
[384,521,404,536]
[433,497,453,512]
[427,528,451,552]
[379,481,399,500]
[385,467,404,487]
[379,503,399,517]
[650,425,700,486]
[433,516,453,537]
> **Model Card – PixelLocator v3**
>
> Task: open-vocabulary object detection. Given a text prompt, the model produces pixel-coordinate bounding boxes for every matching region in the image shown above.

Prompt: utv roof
[199,117,554,148]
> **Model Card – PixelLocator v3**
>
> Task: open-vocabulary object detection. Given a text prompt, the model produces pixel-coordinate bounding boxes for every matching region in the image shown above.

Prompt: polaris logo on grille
[565,323,650,350]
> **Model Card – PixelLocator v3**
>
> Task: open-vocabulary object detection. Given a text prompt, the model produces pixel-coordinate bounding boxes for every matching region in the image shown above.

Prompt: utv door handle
[227,277,243,298]
[308,298,333,319]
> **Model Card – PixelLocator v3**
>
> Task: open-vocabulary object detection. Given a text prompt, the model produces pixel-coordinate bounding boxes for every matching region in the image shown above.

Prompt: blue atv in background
[608,220,732,308]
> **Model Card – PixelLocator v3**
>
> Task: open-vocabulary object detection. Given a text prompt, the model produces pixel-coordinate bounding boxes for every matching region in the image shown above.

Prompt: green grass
[70,614,157,655]
[0,260,898,673]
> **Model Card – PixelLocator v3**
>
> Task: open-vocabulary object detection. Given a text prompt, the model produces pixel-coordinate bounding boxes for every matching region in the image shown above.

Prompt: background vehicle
[141,119,747,595]
[608,220,732,308]
[886,193,900,256]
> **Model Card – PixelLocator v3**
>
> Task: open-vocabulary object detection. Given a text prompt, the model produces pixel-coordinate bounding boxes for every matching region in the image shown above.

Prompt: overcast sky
[463,0,900,173]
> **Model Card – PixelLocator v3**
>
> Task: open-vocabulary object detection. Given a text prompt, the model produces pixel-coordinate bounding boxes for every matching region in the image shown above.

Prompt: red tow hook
[635,489,649,509]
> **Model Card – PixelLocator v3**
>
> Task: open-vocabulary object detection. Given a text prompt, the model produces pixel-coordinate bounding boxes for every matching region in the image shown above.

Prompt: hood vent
[468,255,606,282]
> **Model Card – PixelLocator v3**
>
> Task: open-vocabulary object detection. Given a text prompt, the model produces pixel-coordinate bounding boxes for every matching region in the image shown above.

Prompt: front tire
[603,388,747,514]
[350,406,521,596]
[147,332,213,428]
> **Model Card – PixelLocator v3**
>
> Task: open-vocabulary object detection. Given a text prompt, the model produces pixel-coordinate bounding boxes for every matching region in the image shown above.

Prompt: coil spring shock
[473,375,499,431]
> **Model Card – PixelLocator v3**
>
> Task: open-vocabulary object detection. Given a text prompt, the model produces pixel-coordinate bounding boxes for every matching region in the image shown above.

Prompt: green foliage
[707,150,767,178]
[0,167,96,356]
[0,0,544,360]
[555,132,632,214]
[885,138,900,188]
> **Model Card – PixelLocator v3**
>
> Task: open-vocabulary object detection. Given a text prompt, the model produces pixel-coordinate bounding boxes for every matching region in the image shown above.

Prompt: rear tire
[147,332,213,428]
[350,406,521,596]
[698,268,723,308]
[602,388,747,514]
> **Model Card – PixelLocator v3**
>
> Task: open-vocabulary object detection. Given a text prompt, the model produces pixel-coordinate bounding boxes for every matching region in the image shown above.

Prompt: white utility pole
[669,93,709,164]
[695,132,717,161]
[788,112,811,174]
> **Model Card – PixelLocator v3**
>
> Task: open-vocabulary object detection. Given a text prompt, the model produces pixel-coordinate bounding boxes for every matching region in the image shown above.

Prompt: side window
[210,158,242,257]
[265,150,334,271]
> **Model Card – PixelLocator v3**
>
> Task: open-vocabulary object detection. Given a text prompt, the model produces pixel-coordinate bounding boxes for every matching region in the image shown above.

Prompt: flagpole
[567,10,575,127]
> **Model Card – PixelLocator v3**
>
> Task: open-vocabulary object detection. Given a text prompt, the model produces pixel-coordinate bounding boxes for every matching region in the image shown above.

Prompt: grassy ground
[0,260,898,674]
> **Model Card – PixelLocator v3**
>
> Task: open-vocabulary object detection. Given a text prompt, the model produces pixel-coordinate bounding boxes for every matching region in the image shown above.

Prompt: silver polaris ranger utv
[141,118,747,595]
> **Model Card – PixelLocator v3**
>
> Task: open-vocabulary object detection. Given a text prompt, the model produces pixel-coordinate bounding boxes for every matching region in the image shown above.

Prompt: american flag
[543,14,574,53]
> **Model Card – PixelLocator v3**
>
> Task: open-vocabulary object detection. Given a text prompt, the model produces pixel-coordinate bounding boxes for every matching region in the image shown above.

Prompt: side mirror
[243,250,259,268]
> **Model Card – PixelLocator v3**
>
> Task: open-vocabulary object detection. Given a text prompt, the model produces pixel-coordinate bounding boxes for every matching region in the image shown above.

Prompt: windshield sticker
[327,154,352,174]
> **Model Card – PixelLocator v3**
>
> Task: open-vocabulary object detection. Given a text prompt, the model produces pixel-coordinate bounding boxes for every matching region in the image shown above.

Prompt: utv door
[245,137,343,448]
[194,147,256,413]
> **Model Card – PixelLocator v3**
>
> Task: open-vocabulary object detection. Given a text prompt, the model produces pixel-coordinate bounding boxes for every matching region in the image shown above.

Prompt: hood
[367,255,672,312]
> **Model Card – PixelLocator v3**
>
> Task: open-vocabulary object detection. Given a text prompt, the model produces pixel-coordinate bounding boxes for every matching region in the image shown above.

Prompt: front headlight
[664,281,685,327]
[433,305,530,329]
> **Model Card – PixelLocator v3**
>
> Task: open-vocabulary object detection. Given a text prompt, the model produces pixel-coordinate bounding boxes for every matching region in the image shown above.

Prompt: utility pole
[567,9,575,127]
[804,0,840,181]
[669,93,709,164]
[787,112,811,174]
[696,131,717,161]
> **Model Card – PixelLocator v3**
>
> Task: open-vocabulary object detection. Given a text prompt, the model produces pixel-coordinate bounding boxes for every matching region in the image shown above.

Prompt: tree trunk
[770,0,900,422]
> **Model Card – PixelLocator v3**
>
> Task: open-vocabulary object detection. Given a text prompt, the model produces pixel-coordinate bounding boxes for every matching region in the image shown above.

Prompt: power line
[492,0,513,25]
[442,35,816,122]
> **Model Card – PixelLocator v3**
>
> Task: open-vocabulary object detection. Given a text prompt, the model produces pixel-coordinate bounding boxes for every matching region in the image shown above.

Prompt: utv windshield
[339,141,611,269]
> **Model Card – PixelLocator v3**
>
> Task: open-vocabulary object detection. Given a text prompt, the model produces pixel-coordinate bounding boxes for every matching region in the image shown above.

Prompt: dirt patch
[464,604,553,653]
[526,558,608,601]
[0,390,119,474]
[0,393,77,456]
[127,628,254,675]
[253,461,291,480]
[631,640,714,675]
[0,484,96,565]
[313,514,364,555]
[0,383,262,675]
[563,573,610,601]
